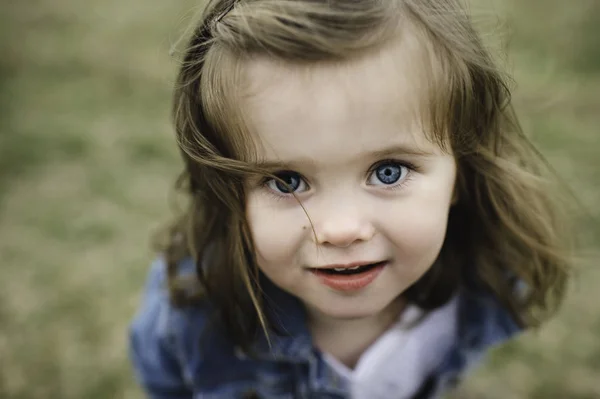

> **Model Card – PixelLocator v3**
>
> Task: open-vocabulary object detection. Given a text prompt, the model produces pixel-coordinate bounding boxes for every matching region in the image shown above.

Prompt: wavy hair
[155,0,573,350]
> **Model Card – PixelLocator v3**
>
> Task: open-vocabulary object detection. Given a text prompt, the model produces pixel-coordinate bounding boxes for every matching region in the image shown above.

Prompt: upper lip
[312,261,385,270]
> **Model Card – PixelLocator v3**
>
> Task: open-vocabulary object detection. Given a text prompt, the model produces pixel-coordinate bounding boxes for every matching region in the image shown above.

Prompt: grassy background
[0,0,598,398]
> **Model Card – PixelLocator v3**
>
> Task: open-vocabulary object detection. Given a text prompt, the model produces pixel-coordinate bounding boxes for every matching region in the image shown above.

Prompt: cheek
[246,193,306,265]
[385,199,451,263]
[393,166,456,256]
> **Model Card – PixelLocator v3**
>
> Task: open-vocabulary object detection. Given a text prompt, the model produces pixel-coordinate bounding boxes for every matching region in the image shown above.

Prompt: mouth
[309,261,388,291]
[312,261,386,275]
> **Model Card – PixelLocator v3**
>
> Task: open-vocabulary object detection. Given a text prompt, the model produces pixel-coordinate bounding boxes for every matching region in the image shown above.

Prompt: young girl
[129,0,573,397]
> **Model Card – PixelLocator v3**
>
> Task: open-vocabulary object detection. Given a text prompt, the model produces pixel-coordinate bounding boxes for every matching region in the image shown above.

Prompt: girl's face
[243,39,457,322]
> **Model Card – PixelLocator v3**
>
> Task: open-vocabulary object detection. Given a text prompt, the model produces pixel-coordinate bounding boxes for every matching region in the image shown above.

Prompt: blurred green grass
[0,1,598,398]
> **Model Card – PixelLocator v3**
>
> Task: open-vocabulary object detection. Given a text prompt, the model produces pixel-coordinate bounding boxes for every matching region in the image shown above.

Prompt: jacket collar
[249,275,314,362]
[250,276,522,365]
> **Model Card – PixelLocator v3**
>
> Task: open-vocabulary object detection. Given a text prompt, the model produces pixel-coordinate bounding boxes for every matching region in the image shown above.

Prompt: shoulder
[129,256,211,389]
[424,288,522,397]
[131,255,209,334]
[454,283,523,361]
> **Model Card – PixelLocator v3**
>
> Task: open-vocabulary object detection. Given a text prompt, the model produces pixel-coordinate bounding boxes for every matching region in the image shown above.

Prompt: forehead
[238,28,445,163]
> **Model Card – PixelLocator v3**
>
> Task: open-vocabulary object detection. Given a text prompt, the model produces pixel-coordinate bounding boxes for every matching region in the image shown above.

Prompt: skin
[242,35,457,367]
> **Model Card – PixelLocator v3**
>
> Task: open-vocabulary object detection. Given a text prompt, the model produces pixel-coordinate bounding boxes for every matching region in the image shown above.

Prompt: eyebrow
[252,144,435,170]
[368,144,436,159]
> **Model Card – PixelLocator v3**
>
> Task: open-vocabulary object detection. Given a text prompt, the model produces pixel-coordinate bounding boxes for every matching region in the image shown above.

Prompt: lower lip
[310,262,386,292]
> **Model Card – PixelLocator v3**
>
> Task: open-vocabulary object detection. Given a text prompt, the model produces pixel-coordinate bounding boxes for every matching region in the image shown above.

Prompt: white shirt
[323,296,458,399]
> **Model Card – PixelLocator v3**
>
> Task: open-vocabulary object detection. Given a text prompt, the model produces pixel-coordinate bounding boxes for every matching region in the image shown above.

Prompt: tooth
[348,266,361,270]
[333,268,345,272]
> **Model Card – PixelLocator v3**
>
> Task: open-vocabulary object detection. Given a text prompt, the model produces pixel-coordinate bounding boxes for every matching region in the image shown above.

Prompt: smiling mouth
[309,261,387,291]
[313,261,385,275]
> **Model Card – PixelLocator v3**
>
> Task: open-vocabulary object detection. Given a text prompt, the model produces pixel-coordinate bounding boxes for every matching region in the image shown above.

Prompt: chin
[313,298,391,320]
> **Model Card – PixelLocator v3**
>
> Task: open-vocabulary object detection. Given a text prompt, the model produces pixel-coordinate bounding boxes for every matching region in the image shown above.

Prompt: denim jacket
[129,257,522,399]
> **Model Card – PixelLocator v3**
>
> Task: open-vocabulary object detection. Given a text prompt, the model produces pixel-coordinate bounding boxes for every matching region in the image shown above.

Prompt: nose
[312,202,375,247]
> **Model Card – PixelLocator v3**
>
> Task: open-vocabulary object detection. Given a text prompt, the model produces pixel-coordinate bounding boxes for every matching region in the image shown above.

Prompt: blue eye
[266,171,307,194]
[369,162,409,185]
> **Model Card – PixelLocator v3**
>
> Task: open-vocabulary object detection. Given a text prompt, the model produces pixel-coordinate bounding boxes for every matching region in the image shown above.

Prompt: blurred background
[0,0,598,398]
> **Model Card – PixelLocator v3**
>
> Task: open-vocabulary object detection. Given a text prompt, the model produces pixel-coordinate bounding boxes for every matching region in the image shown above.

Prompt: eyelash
[260,159,418,200]
[369,159,417,191]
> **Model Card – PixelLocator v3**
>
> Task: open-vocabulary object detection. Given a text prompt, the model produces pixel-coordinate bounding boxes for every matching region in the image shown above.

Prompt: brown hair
[156,0,573,350]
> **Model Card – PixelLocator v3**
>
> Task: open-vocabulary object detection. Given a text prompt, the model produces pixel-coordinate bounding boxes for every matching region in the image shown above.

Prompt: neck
[307,296,406,369]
